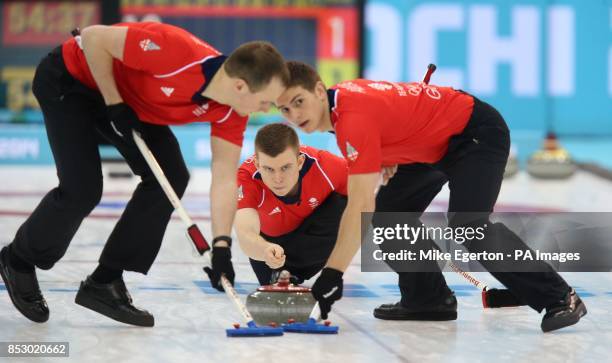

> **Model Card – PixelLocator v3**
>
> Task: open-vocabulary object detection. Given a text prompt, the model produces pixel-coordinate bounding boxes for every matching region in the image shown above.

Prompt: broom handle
[133,130,253,324]
[132,131,194,226]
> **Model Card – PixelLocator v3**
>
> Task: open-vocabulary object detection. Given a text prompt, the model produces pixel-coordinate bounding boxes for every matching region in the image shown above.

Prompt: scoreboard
[0,0,361,123]
[120,0,362,90]
[0,1,101,122]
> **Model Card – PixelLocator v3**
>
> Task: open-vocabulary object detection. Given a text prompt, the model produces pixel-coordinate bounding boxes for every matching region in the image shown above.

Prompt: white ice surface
[1,167,610,363]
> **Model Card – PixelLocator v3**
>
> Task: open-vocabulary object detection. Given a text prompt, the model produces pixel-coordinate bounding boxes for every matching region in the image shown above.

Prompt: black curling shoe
[374,292,457,321]
[0,246,49,323]
[75,276,154,327]
[541,288,587,333]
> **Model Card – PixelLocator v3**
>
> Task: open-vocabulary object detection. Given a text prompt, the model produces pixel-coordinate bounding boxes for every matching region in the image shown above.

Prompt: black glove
[107,103,142,142]
[311,268,344,319]
[203,246,235,292]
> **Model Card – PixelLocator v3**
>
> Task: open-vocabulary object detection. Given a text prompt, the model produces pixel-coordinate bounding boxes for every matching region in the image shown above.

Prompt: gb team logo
[308,197,319,209]
[346,141,359,162]
[160,87,174,97]
[139,39,161,51]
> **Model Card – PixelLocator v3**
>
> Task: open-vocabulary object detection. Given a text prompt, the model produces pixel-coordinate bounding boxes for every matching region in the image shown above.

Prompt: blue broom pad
[226,327,284,337]
[226,321,284,337]
[282,318,339,334]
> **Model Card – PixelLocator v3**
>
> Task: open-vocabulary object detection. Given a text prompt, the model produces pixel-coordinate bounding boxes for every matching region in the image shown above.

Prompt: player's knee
[61,178,103,214]
[78,180,103,213]
[169,166,190,198]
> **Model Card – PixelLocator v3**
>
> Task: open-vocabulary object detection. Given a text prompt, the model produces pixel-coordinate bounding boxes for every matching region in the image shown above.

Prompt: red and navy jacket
[328,79,474,174]
[237,145,348,237]
[62,22,247,146]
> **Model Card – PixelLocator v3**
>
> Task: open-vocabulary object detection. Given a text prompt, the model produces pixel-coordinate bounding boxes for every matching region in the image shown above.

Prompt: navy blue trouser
[375,97,569,312]
[11,47,189,274]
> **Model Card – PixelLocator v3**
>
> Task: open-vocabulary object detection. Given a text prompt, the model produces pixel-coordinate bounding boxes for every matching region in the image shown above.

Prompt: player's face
[255,147,305,196]
[232,77,287,116]
[276,84,327,133]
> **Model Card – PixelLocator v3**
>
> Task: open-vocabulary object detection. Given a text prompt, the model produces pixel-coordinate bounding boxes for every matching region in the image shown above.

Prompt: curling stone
[246,270,316,326]
[504,145,519,178]
[527,132,576,179]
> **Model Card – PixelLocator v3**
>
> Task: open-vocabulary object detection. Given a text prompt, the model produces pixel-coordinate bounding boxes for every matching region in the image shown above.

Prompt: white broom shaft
[448,261,487,291]
[200,251,253,324]
[132,131,194,226]
[219,272,254,323]
[309,301,321,320]
[417,64,488,291]
[417,65,490,292]
[133,131,253,322]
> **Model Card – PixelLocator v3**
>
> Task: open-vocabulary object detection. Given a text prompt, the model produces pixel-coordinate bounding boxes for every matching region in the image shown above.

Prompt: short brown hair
[255,123,299,157]
[224,41,290,92]
[286,60,322,91]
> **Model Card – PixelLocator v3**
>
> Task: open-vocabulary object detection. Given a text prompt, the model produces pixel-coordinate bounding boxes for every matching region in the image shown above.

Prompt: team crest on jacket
[160,87,174,97]
[345,141,359,162]
[139,39,161,51]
